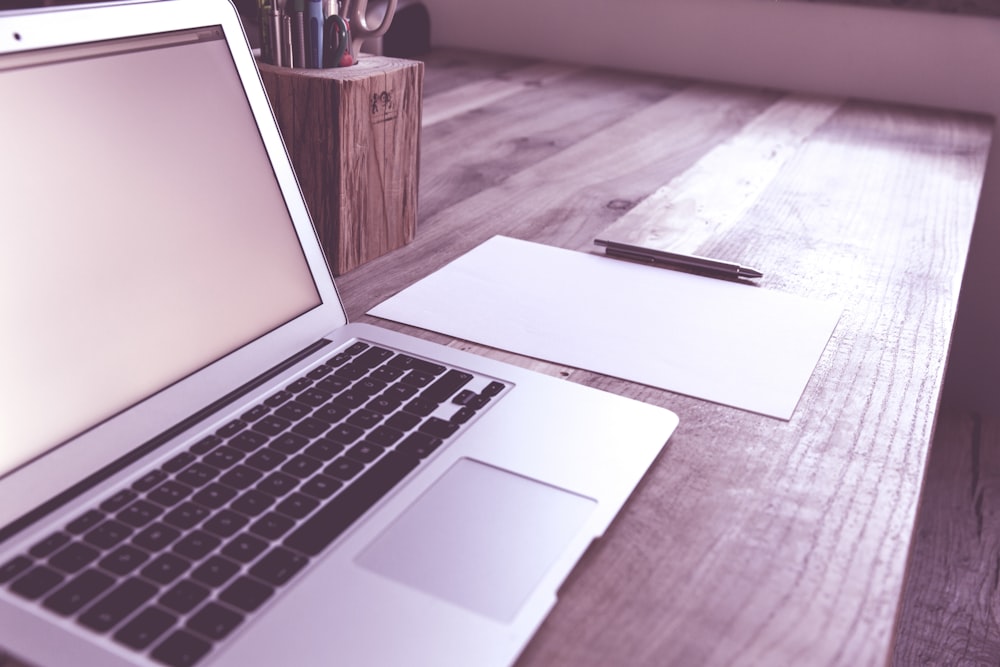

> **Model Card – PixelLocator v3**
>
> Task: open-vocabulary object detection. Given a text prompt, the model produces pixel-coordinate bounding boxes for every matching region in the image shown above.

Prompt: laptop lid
[0,0,347,534]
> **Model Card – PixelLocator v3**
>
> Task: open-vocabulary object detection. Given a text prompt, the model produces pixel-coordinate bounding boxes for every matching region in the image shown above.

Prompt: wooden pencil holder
[257,55,423,274]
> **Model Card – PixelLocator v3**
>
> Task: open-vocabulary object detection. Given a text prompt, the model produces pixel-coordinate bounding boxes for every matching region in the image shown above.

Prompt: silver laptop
[0,1,678,665]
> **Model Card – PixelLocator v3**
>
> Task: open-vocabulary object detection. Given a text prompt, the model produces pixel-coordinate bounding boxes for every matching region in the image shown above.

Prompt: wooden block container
[258,56,423,274]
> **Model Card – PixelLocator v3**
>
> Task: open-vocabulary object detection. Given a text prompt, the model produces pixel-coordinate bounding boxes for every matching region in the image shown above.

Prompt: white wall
[422,0,1000,415]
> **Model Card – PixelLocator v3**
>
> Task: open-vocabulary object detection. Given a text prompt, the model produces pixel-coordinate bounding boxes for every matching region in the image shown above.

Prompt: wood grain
[337,50,993,666]
[892,407,1000,665]
[258,56,422,274]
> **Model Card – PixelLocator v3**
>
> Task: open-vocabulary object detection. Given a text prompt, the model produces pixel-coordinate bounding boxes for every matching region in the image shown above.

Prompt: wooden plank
[339,81,780,318]
[598,93,843,253]
[422,61,580,127]
[892,407,1000,665]
[418,67,689,222]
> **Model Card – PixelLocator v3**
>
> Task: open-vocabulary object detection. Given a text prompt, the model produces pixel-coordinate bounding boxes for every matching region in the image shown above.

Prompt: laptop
[0,1,678,665]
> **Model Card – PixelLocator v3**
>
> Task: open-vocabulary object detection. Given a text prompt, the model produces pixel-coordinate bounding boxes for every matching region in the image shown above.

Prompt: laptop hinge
[0,338,334,544]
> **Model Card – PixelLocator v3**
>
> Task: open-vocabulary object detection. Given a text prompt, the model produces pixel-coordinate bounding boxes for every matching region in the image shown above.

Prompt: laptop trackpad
[356,457,596,623]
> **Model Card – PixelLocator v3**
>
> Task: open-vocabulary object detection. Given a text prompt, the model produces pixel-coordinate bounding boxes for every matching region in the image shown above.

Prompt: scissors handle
[323,14,349,67]
[345,0,397,58]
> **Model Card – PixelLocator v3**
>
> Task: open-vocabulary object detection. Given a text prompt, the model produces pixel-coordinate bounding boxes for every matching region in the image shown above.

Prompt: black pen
[594,238,763,280]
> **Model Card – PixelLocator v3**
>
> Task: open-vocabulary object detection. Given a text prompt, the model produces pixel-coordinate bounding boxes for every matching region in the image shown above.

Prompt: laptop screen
[0,27,322,477]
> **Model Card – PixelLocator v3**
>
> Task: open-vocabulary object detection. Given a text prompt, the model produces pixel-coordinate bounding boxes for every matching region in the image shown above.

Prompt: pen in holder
[259,0,396,68]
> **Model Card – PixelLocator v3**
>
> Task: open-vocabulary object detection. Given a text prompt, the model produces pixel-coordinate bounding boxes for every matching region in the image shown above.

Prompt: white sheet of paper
[369,236,841,419]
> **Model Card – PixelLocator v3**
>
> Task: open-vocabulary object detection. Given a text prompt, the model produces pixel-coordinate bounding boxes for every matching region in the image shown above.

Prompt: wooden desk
[337,49,993,666]
[2,48,989,667]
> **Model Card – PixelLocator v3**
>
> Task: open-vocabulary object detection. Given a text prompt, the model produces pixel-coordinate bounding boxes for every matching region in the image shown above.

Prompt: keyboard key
[133,469,168,492]
[176,463,219,488]
[160,579,210,614]
[99,545,149,576]
[400,370,436,388]
[307,363,334,380]
[219,576,273,613]
[385,411,421,431]
[274,493,319,520]
[249,512,295,540]
[220,533,268,564]
[285,451,420,557]
[286,377,313,393]
[263,390,293,408]
[300,475,341,499]
[332,390,368,409]
[316,376,350,394]
[396,431,443,459]
[249,547,308,586]
[163,502,210,530]
[11,565,64,600]
[291,417,330,439]
[313,402,350,423]
[229,429,268,453]
[43,568,114,616]
[275,400,311,421]
[303,438,344,461]
[216,419,246,438]
[231,489,275,517]
[190,434,223,455]
[402,397,437,416]
[245,448,287,471]
[386,353,442,374]
[345,442,384,464]
[133,522,182,552]
[219,464,263,490]
[148,480,194,507]
[0,555,33,584]
[280,454,322,479]
[114,605,177,650]
[257,472,298,497]
[151,629,212,667]
[29,532,70,559]
[323,457,364,481]
[253,415,292,436]
[100,488,138,513]
[84,519,133,549]
[201,510,248,539]
[162,451,196,474]
[48,541,100,574]
[141,553,191,585]
[325,423,364,445]
[172,531,221,561]
[297,388,331,407]
[270,432,309,454]
[187,601,243,641]
[347,408,383,430]
[190,555,240,588]
[118,499,164,527]
[78,577,157,632]
[191,483,238,510]
[240,404,270,422]
[419,417,460,439]
[66,509,106,535]
[483,381,506,396]
[421,369,474,403]
[365,425,404,447]
[202,446,243,470]
[371,365,403,383]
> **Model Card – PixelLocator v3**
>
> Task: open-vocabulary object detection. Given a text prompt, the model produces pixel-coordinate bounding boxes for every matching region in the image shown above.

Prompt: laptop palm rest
[356,458,596,622]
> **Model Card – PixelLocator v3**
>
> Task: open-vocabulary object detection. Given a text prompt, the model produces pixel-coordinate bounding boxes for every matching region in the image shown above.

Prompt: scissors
[340,0,398,62]
[322,13,349,67]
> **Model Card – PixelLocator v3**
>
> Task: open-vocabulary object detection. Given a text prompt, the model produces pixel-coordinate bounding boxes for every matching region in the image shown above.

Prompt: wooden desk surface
[337,49,993,666]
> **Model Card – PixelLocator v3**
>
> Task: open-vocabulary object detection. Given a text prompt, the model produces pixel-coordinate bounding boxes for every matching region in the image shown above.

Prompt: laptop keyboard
[0,340,507,666]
